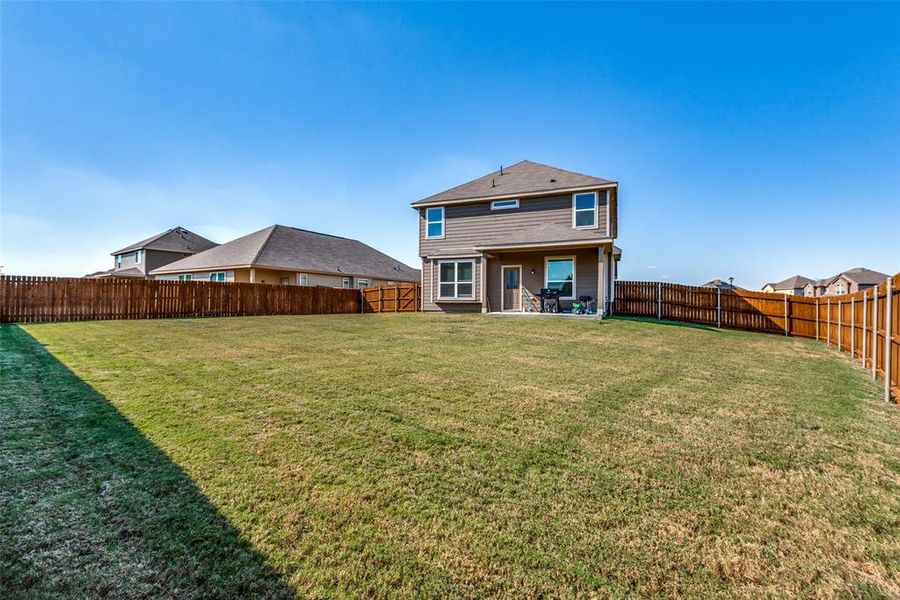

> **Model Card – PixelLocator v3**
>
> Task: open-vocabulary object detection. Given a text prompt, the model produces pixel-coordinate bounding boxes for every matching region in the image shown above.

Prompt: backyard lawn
[2,314,898,598]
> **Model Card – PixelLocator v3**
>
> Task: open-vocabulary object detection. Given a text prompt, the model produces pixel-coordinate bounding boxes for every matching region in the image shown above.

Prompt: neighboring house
[411,160,620,314]
[150,224,419,287]
[803,279,828,298]
[702,278,741,290]
[86,226,218,279]
[817,267,890,296]
[761,275,814,296]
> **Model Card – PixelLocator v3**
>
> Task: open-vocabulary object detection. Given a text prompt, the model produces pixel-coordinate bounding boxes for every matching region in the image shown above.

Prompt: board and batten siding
[418,190,610,256]
[421,257,482,312]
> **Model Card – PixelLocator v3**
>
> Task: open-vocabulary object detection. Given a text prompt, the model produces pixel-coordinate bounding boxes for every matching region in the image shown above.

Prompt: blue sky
[2,2,898,287]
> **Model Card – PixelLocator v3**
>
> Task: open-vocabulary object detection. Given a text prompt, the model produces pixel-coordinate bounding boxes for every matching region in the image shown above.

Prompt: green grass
[2,314,898,598]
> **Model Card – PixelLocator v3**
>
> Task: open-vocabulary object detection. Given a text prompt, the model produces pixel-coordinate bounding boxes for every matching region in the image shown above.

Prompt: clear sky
[2,2,898,287]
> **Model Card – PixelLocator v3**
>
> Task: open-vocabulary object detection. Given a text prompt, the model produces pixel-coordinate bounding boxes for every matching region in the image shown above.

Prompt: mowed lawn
[2,314,898,598]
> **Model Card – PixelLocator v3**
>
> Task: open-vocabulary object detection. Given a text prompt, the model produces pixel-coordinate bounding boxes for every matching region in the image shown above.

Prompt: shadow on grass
[0,325,295,599]
[609,315,723,333]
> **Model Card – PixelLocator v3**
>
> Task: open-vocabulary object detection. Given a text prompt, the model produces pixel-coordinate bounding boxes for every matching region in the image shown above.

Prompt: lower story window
[298,273,308,286]
[546,257,575,299]
[209,272,226,282]
[177,274,192,282]
[342,277,351,288]
[438,260,474,299]
[357,278,370,289]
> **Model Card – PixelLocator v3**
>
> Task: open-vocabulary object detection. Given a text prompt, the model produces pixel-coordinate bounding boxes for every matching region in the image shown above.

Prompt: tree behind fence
[0,275,361,323]
[614,274,899,401]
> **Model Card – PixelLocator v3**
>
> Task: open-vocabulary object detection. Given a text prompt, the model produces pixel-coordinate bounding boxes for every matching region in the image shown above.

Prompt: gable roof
[770,275,815,290]
[113,227,218,255]
[411,160,615,207]
[822,267,890,287]
[150,225,420,282]
[702,279,742,290]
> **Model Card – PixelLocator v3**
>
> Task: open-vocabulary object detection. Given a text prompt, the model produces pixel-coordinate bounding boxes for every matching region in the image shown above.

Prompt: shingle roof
[113,227,218,255]
[476,223,611,249]
[151,225,420,282]
[702,279,742,290]
[411,160,614,207]
[84,267,146,279]
[771,275,815,289]
[825,267,890,287]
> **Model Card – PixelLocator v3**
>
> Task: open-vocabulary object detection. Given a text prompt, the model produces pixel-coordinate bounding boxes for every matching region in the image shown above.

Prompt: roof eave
[410,182,618,209]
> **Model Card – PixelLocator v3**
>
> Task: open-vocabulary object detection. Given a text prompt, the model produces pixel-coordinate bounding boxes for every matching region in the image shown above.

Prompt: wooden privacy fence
[0,275,361,322]
[361,284,421,313]
[614,274,899,401]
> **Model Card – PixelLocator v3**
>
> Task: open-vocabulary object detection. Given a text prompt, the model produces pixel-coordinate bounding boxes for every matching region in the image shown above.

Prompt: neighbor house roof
[702,279,742,290]
[411,160,615,207]
[769,275,815,290]
[150,225,420,281]
[823,267,890,287]
[113,227,218,255]
[84,267,146,279]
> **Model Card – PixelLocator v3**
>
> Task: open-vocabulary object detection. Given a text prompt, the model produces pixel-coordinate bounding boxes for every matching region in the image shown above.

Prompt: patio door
[501,266,521,311]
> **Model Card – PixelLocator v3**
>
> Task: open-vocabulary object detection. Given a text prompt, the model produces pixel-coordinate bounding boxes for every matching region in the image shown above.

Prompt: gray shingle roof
[476,223,611,249]
[411,160,614,207]
[113,227,218,255]
[771,275,815,289]
[151,225,420,282]
[84,267,146,279]
[826,267,890,286]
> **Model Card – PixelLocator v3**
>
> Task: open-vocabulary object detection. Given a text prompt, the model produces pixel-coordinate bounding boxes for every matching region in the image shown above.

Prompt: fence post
[838,300,842,350]
[872,287,878,380]
[826,298,831,347]
[379,286,384,313]
[815,298,819,340]
[657,282,662,320]
[395,286,399,312]
[783,294,789,336]
[862,290,868,368]
[716,288,721,328]
[360,289,365,314]
[850,297,855,357]
[884,277,893,402]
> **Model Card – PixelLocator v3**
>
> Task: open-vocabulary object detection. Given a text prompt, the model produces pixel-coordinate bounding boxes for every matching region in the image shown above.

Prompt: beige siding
[418,190,610,256]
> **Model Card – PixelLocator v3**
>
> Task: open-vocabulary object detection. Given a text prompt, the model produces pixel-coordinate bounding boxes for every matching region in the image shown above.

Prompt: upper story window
[297,273,308,286]
[491,199,519,210]
[209,272,226,282]
[115,255,122,268]
[572,192,598,229]
[135,250,143,264]
[425,207,444,239]
[835,283,845,295]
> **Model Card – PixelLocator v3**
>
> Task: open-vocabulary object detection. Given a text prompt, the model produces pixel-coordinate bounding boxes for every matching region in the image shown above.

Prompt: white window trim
[437,259,475,300]
[357,278,370,289]
[491,199,520,211]
[135,250,142,264]
[298,273,308,286]
[177,273,192,282]
[545,255,576,300]
[500,264,523,312]
[342,277,351,288]
[116,255,122,268]
[209,271,226,282]
[425,207,445,239]
[572,191,599,230]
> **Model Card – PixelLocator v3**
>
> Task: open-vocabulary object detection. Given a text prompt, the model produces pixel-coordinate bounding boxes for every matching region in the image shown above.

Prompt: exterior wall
[145,250,194,274]
[418,190,611,256]
[158,267,401,288]
[156,269,237,282]
[486,248,600,312]
[421,257,482,312]
[823,276,854,296]
[113,250,146,275]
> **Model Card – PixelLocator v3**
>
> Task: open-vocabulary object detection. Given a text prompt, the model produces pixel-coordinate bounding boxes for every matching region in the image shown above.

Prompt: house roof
[84,267,146,279]
[113,227,218,255]
[150,225,420,281]
[769,275,815,290]
[411,160,615,207]
[823,267,890,287]
[475,223,612,250]
[702,279,742,290]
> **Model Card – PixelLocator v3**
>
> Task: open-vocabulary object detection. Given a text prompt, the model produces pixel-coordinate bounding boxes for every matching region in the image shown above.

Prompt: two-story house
[412,160,620,314]
[86,226,218,279]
